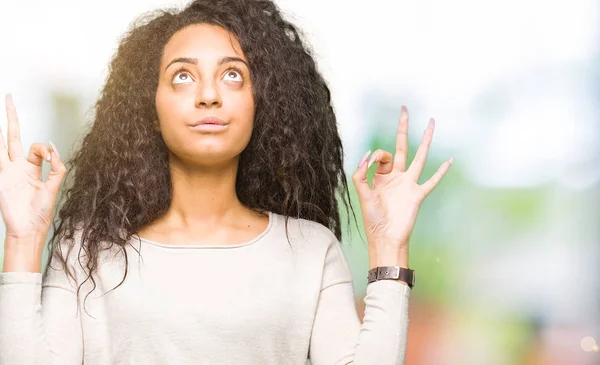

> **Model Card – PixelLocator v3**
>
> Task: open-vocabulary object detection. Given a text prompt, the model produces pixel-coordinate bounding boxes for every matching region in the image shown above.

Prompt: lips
[191,116,227,126]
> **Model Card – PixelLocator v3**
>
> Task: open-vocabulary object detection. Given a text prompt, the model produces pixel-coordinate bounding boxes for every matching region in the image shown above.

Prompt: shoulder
[44,227,121,283]
[274,214,354,285]
[43,228,86,291]
[272,212,339,252]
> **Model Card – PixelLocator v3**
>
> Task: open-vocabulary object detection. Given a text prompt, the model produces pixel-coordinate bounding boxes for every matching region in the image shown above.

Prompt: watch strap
[367,266,415,288]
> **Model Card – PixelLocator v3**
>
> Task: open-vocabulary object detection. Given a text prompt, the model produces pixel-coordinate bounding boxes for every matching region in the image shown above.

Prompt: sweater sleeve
[0,246,84,365]
[308,237,410,365]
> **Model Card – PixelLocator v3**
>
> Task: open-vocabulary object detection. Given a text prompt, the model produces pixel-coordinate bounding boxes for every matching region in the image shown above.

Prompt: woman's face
[155,23,255,167]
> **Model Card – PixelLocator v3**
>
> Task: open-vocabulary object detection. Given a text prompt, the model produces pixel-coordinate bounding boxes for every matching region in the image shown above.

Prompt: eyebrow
[165,56,249,71]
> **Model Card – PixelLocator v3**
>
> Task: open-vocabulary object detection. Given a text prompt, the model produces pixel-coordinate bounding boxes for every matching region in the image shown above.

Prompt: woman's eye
[223,69,242,82]
[172,71,193,84]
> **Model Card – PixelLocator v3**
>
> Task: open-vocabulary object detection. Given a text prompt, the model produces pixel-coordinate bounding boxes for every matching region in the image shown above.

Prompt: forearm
[353,280,410,364]
[3,235,46,273]
[0,272,81,365]
[1,234,82,364]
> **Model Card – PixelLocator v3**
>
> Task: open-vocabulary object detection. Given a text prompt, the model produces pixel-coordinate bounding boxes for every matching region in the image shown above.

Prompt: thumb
[352,150,373,200]
[45,141,67,195]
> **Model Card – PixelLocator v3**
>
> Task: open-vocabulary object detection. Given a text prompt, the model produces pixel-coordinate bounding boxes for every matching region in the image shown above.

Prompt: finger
[407,117,435,180]
[367,149,394,175]
[26,143,53,167]
[352,150,373,199]
[48,140,61,160]
[5,94,24,161]
[420,157,454,196]
[26,143,53,182]
[0,96,9,166]
[393,105,409,172]
[44,140,67,194]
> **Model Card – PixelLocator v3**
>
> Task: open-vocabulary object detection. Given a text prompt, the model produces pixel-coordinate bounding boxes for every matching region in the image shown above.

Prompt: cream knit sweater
[0,211,410,364]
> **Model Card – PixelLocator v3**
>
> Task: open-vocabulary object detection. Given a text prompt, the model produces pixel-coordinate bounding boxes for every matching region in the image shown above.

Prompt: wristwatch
[367,266,415,289]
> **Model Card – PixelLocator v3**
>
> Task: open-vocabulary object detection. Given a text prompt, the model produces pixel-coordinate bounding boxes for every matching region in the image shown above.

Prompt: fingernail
[359,150,371,168]
[46,153,52,161]
[367,153,377,169]
[5,94,12,105]
[49,140,61,159]
[449,156,454,165]
[428,118,435,128]
[401,105,407,114]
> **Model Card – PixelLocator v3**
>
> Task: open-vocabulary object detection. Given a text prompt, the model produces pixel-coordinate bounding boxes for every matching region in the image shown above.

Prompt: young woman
[0,0,452,364]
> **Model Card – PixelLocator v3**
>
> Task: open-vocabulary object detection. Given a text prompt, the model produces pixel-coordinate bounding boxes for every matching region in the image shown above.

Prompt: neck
[161,154,247,230]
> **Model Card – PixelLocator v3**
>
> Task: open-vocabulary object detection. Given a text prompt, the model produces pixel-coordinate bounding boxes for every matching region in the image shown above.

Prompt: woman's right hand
[0,94,67,241]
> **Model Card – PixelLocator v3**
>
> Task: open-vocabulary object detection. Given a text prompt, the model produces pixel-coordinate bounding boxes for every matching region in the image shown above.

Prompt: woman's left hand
[352,106,453,255]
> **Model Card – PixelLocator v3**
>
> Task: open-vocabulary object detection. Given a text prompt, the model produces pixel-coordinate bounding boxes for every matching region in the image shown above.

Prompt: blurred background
[0,0,598,364]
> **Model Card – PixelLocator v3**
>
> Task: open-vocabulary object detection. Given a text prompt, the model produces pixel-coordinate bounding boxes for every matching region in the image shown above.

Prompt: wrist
[368,245,409,270]
[367,266,414,288]
[3,235,46,273]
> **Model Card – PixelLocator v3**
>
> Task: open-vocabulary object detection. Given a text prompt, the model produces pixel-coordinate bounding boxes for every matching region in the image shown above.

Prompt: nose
[194,81,221,108]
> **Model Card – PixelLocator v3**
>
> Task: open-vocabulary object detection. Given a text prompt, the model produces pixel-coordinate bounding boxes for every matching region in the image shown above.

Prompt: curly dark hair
[44,0,359,312]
